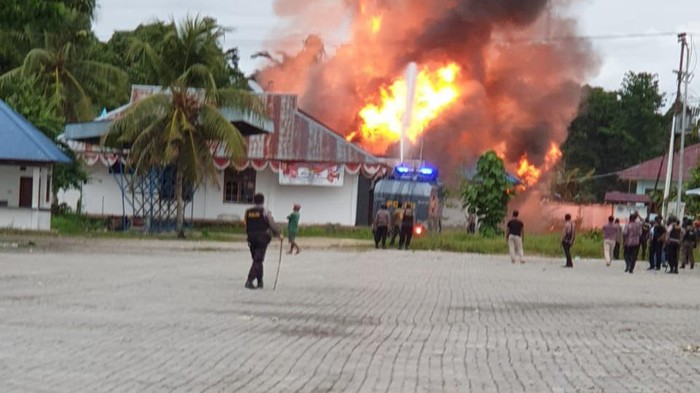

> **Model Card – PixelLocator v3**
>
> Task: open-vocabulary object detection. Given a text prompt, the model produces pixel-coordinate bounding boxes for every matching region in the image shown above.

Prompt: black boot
[257,279,263,289]
[245,281,255,289]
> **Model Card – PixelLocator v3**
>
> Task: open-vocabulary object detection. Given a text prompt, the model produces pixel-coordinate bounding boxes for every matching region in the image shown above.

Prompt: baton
[273,237,284,291]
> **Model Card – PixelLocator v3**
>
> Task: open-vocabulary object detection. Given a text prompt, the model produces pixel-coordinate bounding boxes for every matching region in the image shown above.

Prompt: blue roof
[0,100,71,164]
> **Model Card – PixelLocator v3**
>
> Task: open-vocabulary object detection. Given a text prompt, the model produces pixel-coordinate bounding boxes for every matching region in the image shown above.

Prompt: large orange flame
[516,143,562,189]
[350,63,461,153]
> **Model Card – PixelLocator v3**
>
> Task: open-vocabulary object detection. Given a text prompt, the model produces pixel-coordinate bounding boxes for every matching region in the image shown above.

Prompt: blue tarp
[0,100,71,163]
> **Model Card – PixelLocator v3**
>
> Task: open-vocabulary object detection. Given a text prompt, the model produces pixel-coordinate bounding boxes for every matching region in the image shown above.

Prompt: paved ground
[1,238,700,392]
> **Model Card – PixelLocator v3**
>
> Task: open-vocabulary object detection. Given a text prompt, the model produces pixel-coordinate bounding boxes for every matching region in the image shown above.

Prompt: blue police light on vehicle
[417,165,438,181]
[418,167,434,176]
[393,164,438,182]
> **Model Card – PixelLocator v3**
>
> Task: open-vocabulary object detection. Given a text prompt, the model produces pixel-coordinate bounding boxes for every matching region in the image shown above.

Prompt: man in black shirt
[244,193,282,289]
[506,211,525,264]
[649,216,666,271]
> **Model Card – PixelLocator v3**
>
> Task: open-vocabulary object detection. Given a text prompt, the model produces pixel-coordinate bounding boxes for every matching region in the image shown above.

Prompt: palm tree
[101,16,266,238]
[0,10,127,122]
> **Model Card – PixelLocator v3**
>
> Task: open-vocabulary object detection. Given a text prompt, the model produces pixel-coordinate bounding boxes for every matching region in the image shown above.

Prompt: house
[59,86,387,228]
[618,143,700,195]
[0,99,71,230]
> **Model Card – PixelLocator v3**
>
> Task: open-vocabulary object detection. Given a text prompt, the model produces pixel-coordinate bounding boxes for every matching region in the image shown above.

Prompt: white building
[0,100,70,230]
[60,87,386,228]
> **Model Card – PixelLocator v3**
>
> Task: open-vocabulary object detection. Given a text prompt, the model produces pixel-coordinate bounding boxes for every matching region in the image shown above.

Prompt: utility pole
[675,33,692,219]
[661,33,688,219]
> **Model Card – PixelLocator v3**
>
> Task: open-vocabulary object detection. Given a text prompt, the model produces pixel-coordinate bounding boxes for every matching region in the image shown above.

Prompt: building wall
[0,164,53,230]
[636,180,657,195]
[60,164,130,216]
[0,208,51,230]
[0,164,52,209]
[60,165,361,226]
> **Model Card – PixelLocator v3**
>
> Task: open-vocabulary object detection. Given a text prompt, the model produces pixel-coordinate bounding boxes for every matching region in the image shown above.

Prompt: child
[287,204,301,254]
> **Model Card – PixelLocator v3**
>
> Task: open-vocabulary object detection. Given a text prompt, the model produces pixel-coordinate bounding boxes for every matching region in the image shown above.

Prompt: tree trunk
[175,168,185,239]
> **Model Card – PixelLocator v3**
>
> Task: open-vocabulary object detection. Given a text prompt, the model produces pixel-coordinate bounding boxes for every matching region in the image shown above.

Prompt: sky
[92,0,700,105]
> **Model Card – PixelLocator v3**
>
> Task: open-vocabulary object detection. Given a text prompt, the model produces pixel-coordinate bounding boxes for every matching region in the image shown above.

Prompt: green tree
[551,165,595,203]
[0,11,128,122]
[563,72,666,201]
[4,78,87,206]
[101,16,265,238]
[0,0,96,74]
[461,151,515,235]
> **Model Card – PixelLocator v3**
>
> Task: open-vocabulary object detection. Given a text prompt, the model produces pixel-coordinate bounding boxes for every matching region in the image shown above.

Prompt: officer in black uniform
[244,193,282,289]
[398,204,415,250]
[681,218,696,269]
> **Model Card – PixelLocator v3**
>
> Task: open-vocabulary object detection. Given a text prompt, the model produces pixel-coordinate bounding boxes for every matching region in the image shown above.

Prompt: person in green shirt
[287,203,301,254]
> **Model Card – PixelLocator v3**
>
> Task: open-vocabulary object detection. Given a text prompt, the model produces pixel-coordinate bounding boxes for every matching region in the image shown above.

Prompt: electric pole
[661,33,688,219]
[675,33,691,219]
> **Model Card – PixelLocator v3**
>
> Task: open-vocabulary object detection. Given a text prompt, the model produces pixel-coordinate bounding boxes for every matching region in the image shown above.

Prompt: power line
[223,31,699,46]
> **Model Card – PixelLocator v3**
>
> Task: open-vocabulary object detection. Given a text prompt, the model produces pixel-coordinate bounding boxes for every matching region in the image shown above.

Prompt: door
[19,177,33,208]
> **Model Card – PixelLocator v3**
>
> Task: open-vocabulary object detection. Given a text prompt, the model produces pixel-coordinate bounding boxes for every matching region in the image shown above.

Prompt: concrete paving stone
[1,239,700,392]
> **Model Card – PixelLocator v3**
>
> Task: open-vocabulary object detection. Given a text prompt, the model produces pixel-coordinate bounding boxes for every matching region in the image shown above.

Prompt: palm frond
[0,67,24,95]
[102,94,173,147]
[71,60,128,98]
[20,48,55,75]
[198,104,247,160]
[178,63,217,92]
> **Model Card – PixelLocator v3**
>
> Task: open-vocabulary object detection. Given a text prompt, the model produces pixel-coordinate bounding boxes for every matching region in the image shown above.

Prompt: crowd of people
[372,202,416,250]
[506,209,698,273]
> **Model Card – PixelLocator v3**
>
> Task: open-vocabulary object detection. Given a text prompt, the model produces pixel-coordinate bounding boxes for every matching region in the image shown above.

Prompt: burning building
[255,0,597,185]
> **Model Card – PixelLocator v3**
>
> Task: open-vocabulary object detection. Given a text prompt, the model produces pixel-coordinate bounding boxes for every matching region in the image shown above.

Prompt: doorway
[19,177,33,208]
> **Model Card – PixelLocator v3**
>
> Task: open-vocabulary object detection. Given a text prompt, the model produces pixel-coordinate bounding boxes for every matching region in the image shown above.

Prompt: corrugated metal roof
[618,143,700,182]
[62,88,379,165]
[246,94,380,164]
[604,191,651,204]
[0,99,71,164]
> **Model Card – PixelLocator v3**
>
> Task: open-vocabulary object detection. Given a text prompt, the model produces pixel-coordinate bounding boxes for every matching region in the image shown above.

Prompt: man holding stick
[244,193,282,290]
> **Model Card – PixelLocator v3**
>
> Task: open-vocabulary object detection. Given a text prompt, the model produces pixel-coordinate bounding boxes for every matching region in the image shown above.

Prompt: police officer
[398,203,415,250]
[681,218,696,269]
[373,203,390,249]
[665,217,682,274]
[244,193,282,289]
[389,202,404,247]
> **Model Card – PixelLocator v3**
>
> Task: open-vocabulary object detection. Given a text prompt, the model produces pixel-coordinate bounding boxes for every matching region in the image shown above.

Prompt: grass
[410,230,604,259]
[44,213,606,258]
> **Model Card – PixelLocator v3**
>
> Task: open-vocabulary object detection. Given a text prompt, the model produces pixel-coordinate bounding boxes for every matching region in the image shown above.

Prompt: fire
[544,143,563,170]
[354,63,460,152]
[516,143,562,189]
[517,156,541,188]
[370,16,382,34]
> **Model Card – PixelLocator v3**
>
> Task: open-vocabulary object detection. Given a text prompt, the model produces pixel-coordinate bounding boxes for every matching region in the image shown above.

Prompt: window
[224,168,256,204]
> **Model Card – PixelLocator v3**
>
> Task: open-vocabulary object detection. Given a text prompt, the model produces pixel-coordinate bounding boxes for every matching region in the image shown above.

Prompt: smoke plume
[255,0,598,183]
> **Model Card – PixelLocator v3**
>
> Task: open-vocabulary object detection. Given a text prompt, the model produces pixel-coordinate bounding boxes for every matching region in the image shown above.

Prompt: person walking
[506,211,525,264]
[390,202,404,246]
[244,193,282,290]
[665,217,683,274]
[286,203,301,255]
[649,216,666,271]
[602,216,617,266]
[622,213,642,273]
[398,204,415,250]
[681,217,696,269]
[373,203,391,249]
[640,218,651,260]
[562,214,575,268]
[613,218,622,260]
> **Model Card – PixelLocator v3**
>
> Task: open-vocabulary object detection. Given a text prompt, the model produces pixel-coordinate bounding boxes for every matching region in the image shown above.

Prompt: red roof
[604,191,651,204]
[246,94,379,164]
[618,143,700,182]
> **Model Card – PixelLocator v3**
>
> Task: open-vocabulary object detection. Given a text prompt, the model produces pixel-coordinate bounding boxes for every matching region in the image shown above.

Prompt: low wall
[0,207,51,231]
